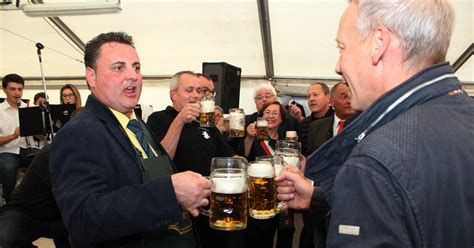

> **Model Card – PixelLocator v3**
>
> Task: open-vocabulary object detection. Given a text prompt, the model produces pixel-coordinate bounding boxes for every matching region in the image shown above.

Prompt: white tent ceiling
[0,0,473,84]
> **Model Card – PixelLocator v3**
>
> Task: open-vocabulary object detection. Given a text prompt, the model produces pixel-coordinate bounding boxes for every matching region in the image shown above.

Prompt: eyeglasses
[255,94,275,101]
[263,110,281,116]
[61,93,75,99]
[197,87,216,96]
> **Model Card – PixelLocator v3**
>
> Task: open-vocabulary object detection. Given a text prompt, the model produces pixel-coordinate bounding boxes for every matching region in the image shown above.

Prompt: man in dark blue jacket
[276,1,474,247]
[50,32,211,247]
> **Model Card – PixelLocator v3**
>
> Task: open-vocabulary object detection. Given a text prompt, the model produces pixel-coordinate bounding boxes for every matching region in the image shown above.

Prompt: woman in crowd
[60,84,82,109]
[244,101,294,248]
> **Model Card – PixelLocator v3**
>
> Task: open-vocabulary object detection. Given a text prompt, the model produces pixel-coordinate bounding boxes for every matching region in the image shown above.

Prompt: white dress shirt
[0,100,33,154]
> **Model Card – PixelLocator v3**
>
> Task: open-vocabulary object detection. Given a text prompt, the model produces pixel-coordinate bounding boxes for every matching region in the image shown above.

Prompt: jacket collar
[306,62,461,203]
[85,94,137,160]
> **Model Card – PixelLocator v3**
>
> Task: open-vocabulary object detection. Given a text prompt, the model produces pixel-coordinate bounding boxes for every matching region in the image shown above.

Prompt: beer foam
[229,112,245,130]
[257,119,268,126]
[230,112,244,118]
[286,131,297,138]
[274,164,283,175]
[248,162,275,178]
[200,100,215,113]
[212,176,247,194]
[282,156,300,167]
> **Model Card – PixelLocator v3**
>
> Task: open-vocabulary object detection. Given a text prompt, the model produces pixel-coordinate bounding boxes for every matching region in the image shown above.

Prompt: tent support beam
[257,0,274,80]
[452,43,473,73]
[32,0,85,52]
[46,17,85,52]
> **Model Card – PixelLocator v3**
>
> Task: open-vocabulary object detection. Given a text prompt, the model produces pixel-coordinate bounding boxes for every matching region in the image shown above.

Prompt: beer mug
[255,155,283,178]
[200,157,248,231]
[256,117,268,140]
[199,95,215,127]
[275,140,301,168]
[285,131,298,142]
[229,108,245,137]
[256,155,285,211]
[248,161,277,219]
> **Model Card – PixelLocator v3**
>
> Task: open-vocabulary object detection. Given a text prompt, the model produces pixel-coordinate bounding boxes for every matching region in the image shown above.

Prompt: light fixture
[21,1,121,17]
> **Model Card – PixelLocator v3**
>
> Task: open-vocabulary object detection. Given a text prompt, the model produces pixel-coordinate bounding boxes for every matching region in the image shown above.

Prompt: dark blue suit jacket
[50,95,182,247]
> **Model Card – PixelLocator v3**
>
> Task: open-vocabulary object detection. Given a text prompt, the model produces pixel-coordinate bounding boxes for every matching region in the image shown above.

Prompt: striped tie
[127,119,154,158]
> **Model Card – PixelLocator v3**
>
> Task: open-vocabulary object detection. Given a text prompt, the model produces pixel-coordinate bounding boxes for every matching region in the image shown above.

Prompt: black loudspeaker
[202,62,242,113]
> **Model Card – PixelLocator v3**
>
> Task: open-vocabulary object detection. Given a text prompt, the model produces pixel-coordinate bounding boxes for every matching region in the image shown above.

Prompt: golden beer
[248,162,276,219]
[229,108,245,137]
[256,118,268,140]
[200,96,215,127]
[209,175,248,231]
[199,111,215,127]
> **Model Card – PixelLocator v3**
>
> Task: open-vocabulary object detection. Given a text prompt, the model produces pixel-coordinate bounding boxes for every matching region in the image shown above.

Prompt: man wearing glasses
[196,73,215,97]
[245,83,299,140]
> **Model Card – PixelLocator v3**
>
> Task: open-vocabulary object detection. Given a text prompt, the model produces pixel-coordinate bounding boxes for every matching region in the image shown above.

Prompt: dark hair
[2,73,24,89]
[330,82,349,97]
[34,92,46,103]
[260,101,286,123]
[84,32,134,69]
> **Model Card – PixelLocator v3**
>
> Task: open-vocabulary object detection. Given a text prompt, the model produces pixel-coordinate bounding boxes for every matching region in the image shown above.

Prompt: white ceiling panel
[270,1,344,78]
[0,0,472,81]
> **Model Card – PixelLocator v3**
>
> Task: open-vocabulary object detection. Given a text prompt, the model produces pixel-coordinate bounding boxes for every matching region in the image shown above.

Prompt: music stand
[19,104,76,137]
[0,98,29,104]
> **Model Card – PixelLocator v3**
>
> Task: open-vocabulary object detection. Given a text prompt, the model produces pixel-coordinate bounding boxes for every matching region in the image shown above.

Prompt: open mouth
[124,86,136,96]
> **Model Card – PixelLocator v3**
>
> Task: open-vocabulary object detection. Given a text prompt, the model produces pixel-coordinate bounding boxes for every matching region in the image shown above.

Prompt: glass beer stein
[229,108,245,137]
[200,157,248,231]
[248,161,277,219]
[256,117,268,140]
[256,155,285,212]
[199,95,215,127]
[275,140,301,168]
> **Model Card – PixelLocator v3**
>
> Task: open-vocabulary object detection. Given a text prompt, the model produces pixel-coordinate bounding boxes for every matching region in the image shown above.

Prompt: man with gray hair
[245,83,299,139]
[277,0,474,247]
[147,71,237,248]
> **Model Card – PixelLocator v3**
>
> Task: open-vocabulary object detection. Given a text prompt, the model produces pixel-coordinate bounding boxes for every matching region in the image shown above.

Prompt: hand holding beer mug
[199,95,215,127]
[200,157,248,231]
[248,161,277,219]
[256,117,269,140]
[229,108,245,137]
[275,140,301,168]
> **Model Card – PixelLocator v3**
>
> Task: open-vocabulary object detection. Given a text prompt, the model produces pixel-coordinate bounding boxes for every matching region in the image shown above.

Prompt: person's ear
[372,26,390,65]
[170,90,176,102]
[86,67,96,89]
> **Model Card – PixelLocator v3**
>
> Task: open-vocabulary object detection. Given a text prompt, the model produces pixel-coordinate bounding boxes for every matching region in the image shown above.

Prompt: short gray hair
[170,71,197,91]
[253,83,277,99]
[353,0,454,67]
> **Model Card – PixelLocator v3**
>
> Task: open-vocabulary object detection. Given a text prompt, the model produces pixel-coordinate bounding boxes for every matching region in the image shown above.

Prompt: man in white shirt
[0,74,34,202]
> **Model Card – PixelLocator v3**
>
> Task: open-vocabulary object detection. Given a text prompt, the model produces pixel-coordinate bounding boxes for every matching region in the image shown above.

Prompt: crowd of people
[0,0,473,247]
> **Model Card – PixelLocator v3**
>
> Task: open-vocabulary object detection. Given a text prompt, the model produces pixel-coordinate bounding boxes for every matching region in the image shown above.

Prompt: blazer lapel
[86,95,137,160]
